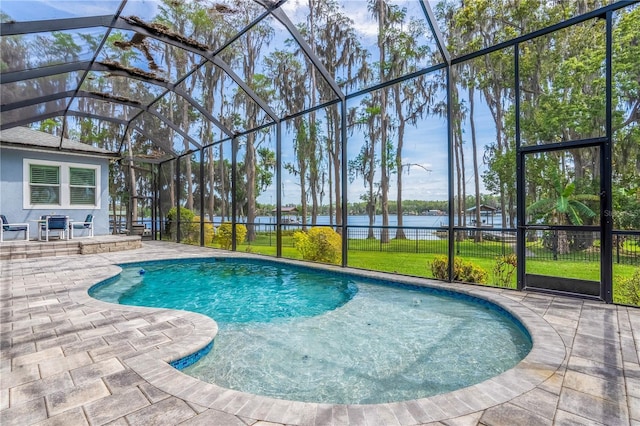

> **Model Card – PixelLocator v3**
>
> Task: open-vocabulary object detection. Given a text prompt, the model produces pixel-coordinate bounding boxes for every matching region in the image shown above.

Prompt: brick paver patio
[1,241,638,425]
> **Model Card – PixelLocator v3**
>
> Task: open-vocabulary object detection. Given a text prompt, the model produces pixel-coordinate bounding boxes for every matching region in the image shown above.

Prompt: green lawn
[191,233,639,306]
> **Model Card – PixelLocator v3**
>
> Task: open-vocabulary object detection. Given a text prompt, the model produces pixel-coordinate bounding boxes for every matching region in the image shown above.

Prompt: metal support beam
[0,111,63,130]
[1,61,91,84]
[446,66,454,282]
[276,120,282,257]
[519,136,608,154]
[1,90,75,112]
[176,158,181,243]
[340,99,348,267]
[231,137,238,251]
[602,11,614,303]
[200,147,205,247]
[127,156,165,165]
[515,43,525,291]
[1,109,128,130]
[152,163,158,240]
[420,0,451,65]
[0,15,113,35]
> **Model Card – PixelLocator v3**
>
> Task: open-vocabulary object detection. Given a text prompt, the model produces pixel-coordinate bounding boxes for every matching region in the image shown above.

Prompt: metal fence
[452,228,516,259]
[170,221,639,267]
[522,230,601,262]
[346,226,447,254]
[614,231,640,266]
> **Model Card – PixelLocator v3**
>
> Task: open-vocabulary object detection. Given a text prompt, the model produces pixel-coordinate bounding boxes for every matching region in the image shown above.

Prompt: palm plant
[527,174,597,226]
[527,174,598,256]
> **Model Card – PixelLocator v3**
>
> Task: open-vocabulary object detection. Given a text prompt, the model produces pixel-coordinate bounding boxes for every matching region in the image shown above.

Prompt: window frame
[23,158,101,209]
[29,164,61,206]
[69,167,97,205]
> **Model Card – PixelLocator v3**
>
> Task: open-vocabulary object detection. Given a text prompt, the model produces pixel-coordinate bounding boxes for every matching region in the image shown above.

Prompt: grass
[181,232,639,306]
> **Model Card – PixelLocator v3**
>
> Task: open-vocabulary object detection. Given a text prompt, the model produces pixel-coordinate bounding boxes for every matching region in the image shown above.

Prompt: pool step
[0,240,81,260]
[0,236,142,261]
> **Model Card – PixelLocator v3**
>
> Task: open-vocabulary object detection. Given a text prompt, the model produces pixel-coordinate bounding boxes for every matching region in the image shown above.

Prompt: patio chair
[0,215,29,242]
[71,214,94,238]
[40,215,69,241]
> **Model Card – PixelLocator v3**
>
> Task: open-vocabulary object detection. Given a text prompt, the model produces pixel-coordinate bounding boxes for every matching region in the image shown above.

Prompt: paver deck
[1,241,638,425]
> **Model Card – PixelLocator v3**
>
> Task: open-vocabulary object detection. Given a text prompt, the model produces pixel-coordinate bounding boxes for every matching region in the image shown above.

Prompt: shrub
[492,254,518,288]
[457,259,488,284]
[430,256,449,280]
[183,216,215,245]
[293,227,341,264]
[619,269,640,306]
[429,256,488,284]
[166,207,194,240]
[217,222,247,250]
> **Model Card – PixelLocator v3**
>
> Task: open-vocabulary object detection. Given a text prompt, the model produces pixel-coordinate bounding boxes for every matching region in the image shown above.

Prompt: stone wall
[80,237,142,254]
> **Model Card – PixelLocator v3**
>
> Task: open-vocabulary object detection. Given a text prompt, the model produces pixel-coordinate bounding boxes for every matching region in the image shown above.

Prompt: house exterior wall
[0,147,111,240]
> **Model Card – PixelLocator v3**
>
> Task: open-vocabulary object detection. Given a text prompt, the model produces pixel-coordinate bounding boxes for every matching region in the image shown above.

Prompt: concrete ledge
[0,235,143,260]
[79,236,142,254]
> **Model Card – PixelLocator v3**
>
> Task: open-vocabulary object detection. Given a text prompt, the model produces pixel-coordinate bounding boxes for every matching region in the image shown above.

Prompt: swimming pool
[90,258,532,404]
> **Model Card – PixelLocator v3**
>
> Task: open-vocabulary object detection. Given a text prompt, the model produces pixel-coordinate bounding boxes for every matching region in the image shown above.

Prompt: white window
[23,159,101,209]
[69,167,96,205]
[30,164,60,205]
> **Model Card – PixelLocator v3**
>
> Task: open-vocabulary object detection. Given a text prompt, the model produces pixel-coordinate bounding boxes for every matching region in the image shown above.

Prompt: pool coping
[80,253,566,425]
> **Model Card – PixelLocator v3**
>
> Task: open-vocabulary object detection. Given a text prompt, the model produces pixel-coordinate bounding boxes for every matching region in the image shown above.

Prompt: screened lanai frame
[1,0,637,304]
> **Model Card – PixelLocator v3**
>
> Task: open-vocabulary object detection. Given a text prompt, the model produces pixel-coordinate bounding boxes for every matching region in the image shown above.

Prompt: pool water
[90,258,532,404]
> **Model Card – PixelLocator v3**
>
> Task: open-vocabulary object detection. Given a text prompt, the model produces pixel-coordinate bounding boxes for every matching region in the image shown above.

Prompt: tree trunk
[394,84,407,239]
[454,127,463,240]
[308,2,320,226]
[207,146,215,222]
[126,132,138,231]
[469,85,482,242]
[377,0,390,244]
[330,105,342,229]
[245,132,257,241]
[557,230,570,255]
[219,83,226,221]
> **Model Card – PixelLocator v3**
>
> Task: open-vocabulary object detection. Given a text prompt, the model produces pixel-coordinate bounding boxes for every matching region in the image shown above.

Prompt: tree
[264,49,319,229]
[350,98,382,239]
[299,0,370,228]
[223,2,274,241]
[612,7,640,232]
[383,4,433,239]
[527,172,598,255]
[370,0,392,244]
